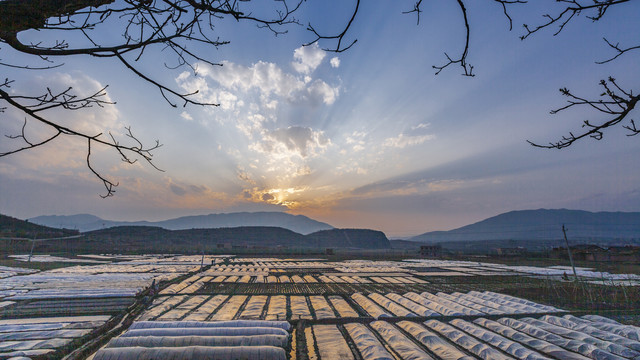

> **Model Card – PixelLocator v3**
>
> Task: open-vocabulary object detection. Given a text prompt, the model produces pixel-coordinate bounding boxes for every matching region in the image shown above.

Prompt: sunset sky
[1,1,640,237]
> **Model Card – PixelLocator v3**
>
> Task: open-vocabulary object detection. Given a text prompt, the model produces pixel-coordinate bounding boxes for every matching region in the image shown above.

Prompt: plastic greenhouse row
[305,315,640,360]
[138,294,362,321]
[93,320,291,360]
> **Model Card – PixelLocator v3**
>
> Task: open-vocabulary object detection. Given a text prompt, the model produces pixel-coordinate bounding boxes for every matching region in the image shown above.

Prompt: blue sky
[1,1,639,237]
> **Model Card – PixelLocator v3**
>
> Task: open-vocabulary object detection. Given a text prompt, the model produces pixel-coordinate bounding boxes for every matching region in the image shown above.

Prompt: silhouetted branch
[0,0,309,195]
[433,0,474,76]
[528,77,639,149]
[0,84,162,197]
[521,0,631,40]
[305,0,359,53]
[597,38,640,64]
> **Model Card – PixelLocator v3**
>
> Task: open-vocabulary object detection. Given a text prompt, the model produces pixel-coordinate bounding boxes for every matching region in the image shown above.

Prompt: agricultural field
[0,255,638,359]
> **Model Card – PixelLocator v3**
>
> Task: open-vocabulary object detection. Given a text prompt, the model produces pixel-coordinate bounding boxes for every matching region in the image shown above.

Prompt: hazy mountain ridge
[19,226,390,254]
[29,212,333,234]
[410,209,640,243]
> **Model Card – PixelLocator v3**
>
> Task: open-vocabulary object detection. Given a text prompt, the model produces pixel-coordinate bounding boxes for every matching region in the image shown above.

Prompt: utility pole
[562,224,578,281]
[28,235,36,263]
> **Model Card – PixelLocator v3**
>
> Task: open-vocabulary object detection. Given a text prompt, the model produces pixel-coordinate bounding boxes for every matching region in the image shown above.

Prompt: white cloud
[255,126,330,158]
[383,123,435,148]
[412,122,430,130]
[180,61,339,109]
[292,43,326,74]
[330,57,340,68]
[180,111,193,121]
[383,133,435,148]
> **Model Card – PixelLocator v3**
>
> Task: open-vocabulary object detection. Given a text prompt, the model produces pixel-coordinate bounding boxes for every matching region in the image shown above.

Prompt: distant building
[420,245,442,257]
[216,243,232,250]
[325,248,334,255]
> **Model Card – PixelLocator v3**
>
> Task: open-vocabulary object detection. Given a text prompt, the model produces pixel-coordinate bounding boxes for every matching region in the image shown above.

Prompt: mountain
[29,226,390,253]
[305,229,391,249]
[0,214,79,239]
[409,209,640,243]
[29,212,333,234]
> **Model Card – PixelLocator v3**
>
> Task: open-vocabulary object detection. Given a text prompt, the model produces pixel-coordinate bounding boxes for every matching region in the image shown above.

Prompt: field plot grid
[2,256,638,359]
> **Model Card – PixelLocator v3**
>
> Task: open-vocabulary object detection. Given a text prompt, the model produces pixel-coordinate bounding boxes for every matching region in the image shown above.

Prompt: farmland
[0,254,639,359]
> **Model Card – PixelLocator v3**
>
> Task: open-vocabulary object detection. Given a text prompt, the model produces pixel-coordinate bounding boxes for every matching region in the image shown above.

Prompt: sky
[1,1,640,237]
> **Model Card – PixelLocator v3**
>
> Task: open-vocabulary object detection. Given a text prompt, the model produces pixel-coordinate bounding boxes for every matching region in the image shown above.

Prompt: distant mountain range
[29,212,333,235]
[409,209,640,243]
[2,213,390,253]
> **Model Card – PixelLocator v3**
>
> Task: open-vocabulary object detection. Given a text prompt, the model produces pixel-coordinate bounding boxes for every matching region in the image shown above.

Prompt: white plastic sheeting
[329,296,359,318]
[0,329,90,340]
[424,319,513,360]
[139,296,187,321]
[121,327,289,338]
[93,345,287,360]
[0,338,71,351]
[309,296,335,319]
[368,293,415,317]
[519,317,640,359]
[468,291,560,313]
[437,292,503,315]
[350,293,391,319]
[180,276,212,294]
[312,325,354,360]
[474,318,591,360]
[265,296,287,321]
[497,317,625,360]
[578,316,640,342]
[370,321,433,360]
[210,296,247,321]
[183,295,228,321]
[239,296,267,320]
[396,321,474,360]
[450,319,551,360]
[541,315,640,352]
[484,291,561,312]
[129,320,291,331]
[451,292,524,314]
[344,323,394,360]
[404,292,463,316]
[385,293,439,317]
[158,296,208,321]
[107,335,289,348]
[420,292,484,316]
[290,296,312,320]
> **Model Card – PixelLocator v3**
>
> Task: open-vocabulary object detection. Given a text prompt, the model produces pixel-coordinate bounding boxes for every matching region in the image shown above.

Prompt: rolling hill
[29,212,333,234]
[409,209,640,244]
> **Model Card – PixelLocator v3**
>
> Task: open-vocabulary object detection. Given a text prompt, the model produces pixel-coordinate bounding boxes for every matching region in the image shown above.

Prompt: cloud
[170,183,187,196]
[307,80,338,105]
[383,123,435,148]
[292,43,326,74]
[255,126,330,158]
[383,133,435,148]
[330,57,340,68]
[178,60,339,111]
[180,111,193,121]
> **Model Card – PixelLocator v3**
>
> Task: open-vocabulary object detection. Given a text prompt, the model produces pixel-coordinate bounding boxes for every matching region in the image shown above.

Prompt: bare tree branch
[0,84,162,197]
[528,77,639,149]
[597,37,640,64]
[304,0,359,53]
